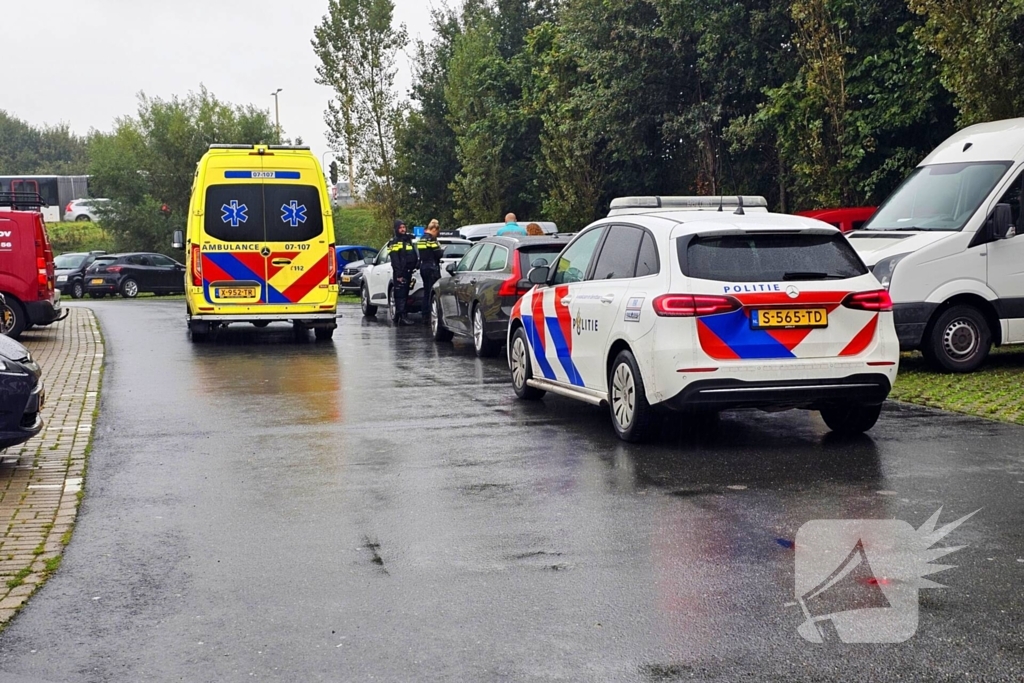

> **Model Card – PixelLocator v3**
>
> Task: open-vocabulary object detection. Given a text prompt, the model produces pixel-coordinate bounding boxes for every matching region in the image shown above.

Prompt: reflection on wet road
[0,301,1021,681]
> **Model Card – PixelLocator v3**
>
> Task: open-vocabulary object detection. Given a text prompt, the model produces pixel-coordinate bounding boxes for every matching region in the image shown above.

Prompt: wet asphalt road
[0,300,1022,682]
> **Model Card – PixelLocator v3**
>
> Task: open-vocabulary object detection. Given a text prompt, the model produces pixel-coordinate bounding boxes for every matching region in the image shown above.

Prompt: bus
[0,175,89,223]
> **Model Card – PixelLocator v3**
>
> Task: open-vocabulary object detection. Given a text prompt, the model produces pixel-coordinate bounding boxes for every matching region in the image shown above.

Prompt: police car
[361,236,472,321]
[507,197,900,442]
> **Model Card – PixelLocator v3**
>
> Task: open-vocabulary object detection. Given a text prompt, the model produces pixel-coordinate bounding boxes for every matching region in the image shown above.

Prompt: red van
[796,206,876,233]
[0,192,65,339]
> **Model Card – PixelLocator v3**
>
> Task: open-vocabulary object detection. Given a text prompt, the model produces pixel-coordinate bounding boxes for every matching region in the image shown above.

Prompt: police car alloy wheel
[361,285,377,317]
[609,351,656,443]
[510,327,544,400]
[388,288,397,322]
[924,304,991,373]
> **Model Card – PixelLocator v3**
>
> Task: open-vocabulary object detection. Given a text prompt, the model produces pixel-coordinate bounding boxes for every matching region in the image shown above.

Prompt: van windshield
[204,184,324,242]
[864,161,1012,232]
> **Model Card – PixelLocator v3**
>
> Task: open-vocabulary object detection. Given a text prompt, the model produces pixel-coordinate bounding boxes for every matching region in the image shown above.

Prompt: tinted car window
[996,170,1024,228]
[553,228,605,285]
[487,246,508,271]
[339,249,359,263]
[518,248,562,275]
[457,244,483,272]
[151,255,177,267]
[635,232,659,277]
[204,184,265,242]
[469,244,494,271]
[683,233,867,282]
[264,185,324,242]
[592,226,644,280]
[88,257,117,271]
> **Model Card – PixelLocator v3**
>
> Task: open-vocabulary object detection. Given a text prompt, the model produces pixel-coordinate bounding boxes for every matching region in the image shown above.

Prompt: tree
[313,0,407,224]
[908,0,1024,126]
[0,111,89,175]
[88,88,277,253]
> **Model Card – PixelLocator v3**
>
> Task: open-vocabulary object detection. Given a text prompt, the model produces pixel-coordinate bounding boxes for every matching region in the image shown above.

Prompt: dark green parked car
[430,235,570,357]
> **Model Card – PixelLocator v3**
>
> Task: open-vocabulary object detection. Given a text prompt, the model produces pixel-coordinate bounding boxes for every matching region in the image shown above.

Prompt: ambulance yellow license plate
[752,308,828,329]
[215,287,257,299]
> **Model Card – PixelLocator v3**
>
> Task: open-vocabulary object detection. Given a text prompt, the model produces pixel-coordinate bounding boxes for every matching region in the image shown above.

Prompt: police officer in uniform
[389,219,419,326]
[417,219,443,325]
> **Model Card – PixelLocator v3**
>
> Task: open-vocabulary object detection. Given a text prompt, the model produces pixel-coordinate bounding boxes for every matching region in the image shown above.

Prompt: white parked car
[848,118,1024,372]
[507,199,900,442]
[63,198,109,222]
[361,236,472,321]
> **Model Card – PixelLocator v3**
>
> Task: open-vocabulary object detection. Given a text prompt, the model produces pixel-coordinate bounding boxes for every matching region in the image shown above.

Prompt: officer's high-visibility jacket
[417,237,443,273]
[389,238,419,278]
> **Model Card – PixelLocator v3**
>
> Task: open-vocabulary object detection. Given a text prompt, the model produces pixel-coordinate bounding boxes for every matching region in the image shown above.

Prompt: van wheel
[120,278,139,298]
[315,327,335,341]
[924,304,991,373]
[71,281,85,299]
[431,294,453,342]
[473,304,498,357]
[361,284,377,317]
[820,404,882,435]
[1,296,26,339]
[510,327,545,400]
[609,350,657,443]
[188,320,210,343]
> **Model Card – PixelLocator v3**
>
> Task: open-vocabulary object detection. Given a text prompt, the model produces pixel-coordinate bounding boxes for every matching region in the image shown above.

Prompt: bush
[46,221,115,255]
[333,205,391,248]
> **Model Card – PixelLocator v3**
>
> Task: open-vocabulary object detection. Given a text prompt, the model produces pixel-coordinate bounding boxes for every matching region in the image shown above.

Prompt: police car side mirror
[171,230,184,250]
[528,266,549,285]
[990,203,1014,240]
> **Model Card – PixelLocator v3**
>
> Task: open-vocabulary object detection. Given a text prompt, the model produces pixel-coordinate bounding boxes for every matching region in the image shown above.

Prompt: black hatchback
[430,235,570,357]
[85,253,186,298]
[0,318,44,451]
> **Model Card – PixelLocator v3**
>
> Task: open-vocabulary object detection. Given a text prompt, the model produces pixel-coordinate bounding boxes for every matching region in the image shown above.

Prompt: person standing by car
[496,213,526,236]
[418,219,443,325]
[389,220,419,326]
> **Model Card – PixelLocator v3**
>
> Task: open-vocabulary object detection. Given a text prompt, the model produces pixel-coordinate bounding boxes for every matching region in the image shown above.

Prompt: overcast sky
[5,0,435,160]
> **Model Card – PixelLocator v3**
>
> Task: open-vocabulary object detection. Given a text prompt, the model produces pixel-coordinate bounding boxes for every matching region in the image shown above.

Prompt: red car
[796,207,876,233]
[0,192,65,339]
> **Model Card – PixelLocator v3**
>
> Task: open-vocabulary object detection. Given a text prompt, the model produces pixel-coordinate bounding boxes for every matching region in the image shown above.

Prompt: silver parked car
[63,198,110,222]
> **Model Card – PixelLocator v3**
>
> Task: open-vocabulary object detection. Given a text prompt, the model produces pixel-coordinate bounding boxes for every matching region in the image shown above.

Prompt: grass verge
[891,347,1024,425]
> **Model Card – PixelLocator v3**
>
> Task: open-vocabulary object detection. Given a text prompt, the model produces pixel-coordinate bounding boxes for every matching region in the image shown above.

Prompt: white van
[849,118,1024,372]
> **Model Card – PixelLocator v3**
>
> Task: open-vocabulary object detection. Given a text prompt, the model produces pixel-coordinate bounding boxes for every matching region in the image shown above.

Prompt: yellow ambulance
[173,144,338,342]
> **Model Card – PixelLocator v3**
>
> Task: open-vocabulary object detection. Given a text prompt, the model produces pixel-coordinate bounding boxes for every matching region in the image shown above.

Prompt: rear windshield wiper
[782,272,845,281]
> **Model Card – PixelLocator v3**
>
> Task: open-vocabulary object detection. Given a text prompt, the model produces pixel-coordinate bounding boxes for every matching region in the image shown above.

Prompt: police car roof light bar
[609,195,769,211]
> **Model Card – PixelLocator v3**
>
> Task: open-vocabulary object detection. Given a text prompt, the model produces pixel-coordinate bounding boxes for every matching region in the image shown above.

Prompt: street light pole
[271,88,283,144]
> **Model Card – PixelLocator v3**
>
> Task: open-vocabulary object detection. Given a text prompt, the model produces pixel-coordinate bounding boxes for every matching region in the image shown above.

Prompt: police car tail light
[842,290,893,312]
[327,244,338,285]
[191,245,203,287]
[652,294,740,317]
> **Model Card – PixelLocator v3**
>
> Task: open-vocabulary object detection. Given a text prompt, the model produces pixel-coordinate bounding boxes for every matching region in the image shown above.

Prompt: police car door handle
[600,294,615,304]
[560,296,572,306]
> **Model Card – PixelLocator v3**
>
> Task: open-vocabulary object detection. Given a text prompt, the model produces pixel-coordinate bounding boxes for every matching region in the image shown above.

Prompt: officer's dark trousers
[393,275,412,320]
[420,268,440,317]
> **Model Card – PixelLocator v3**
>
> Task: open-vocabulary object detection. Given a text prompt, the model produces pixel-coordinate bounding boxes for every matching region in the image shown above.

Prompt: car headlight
[871,253,911,290]
[57,275,67,282]
[0,359,27,376]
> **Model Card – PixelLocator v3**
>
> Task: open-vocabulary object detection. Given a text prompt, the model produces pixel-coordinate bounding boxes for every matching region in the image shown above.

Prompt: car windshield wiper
[782,272,847,280]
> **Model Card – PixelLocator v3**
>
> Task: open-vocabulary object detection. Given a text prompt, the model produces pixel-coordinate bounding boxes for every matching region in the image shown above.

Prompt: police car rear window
[204,184,323,242]
[681,233,867,282]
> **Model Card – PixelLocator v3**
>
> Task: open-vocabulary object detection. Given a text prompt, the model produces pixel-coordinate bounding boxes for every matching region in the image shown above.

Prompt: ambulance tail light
[327,244,337,285]
[498,251,530,298]
[652,294,741,317]
[842,290,892,312]
[191,245,203,287]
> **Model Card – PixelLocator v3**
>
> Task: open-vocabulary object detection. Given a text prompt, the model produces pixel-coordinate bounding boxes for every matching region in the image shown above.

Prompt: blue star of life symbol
[221,200,248,227]
[281,201,307,228]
